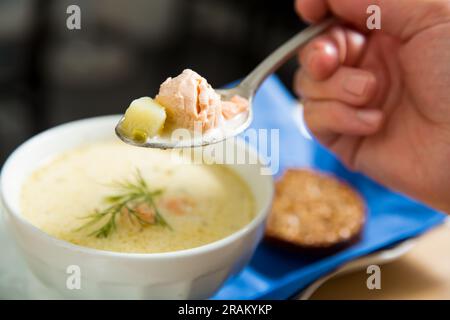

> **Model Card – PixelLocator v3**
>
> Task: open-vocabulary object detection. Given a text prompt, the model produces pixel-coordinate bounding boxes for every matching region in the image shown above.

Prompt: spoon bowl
[115,106,253,150]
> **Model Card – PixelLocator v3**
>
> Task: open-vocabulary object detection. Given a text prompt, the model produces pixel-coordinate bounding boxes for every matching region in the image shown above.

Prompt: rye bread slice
[265,169,366,253]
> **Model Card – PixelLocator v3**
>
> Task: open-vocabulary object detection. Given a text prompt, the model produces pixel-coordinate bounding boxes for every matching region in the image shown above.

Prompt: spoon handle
[238,17,336,97]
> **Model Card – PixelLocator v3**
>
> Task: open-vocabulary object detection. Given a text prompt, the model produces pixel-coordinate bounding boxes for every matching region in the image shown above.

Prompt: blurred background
[0,0,306,165]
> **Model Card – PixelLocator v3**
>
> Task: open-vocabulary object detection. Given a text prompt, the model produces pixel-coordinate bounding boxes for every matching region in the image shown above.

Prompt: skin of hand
[294,0,450,213]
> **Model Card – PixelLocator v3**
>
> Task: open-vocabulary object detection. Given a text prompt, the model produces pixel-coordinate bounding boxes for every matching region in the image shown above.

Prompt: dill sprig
[75,170,171,238]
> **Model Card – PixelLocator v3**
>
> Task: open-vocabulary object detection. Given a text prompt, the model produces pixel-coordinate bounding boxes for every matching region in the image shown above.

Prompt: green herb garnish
[75,170,171,238]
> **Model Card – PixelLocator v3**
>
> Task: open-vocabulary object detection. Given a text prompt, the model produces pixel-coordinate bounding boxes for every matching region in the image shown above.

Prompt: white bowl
[0,115,273,299]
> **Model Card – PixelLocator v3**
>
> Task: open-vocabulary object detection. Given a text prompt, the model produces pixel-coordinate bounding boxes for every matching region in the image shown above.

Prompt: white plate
[296,240,415,300]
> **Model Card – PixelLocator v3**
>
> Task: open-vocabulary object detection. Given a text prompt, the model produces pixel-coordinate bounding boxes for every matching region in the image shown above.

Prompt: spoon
[116,18,336,149]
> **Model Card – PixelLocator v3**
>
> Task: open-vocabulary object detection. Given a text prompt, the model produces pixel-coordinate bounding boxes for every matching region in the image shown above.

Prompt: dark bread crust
[264,229,363,256]
[265,169,366,254]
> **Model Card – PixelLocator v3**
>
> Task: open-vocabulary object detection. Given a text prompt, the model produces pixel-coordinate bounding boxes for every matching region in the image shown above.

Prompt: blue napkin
[212,75,446,300]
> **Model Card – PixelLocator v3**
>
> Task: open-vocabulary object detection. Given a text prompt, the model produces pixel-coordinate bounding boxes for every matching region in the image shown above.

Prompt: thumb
[296,0,450,40]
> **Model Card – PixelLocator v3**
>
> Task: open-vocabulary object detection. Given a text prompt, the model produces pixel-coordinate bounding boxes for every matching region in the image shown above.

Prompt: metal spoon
[116,18,335,149]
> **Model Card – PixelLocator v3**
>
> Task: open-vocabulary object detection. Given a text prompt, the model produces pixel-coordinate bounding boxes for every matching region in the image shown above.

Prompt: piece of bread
[265,169,366,253]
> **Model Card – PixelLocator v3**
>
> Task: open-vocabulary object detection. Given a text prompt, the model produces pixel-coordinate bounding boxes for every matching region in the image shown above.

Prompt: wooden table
[310,220,450,299]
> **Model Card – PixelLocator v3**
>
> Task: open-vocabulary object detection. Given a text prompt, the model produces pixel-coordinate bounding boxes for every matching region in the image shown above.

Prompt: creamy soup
[21,141,255,253]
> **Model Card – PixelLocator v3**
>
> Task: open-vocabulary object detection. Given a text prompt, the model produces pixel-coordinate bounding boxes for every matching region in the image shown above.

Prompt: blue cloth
[212,75,446,300]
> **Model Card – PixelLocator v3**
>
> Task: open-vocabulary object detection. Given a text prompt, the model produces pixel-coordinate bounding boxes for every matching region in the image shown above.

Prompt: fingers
[295,0,449,40]
[303,99,383,145]
[298,35,339,81]
[295,67,377,106]
[298,26,366,81]
[295,0,327,24]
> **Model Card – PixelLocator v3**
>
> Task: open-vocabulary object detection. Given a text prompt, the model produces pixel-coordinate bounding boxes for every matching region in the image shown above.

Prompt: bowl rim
[0,115,274,260]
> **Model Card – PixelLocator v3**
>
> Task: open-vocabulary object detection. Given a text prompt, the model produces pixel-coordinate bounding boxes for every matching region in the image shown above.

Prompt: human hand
[294,0,450,213]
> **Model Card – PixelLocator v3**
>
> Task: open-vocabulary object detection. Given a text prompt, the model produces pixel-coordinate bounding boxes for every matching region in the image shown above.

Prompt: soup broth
[20,141,255,253]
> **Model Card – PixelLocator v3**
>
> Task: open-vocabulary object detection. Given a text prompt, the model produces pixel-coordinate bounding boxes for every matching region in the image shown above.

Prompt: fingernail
[357,109,382,125]
[344,74,370,96]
